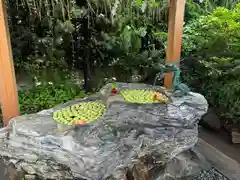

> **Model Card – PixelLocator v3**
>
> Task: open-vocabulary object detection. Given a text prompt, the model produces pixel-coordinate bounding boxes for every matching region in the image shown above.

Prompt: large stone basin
[0,83,208,179]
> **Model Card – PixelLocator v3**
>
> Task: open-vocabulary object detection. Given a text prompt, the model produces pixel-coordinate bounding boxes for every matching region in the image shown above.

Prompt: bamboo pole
[164,0,186,88]
[0,0,20,126]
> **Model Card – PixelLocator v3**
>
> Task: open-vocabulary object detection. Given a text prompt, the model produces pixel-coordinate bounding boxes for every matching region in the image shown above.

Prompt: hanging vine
[17,0,77,20]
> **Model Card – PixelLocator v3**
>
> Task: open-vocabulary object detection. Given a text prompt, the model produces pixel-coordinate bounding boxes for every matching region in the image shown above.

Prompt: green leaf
[72,7,84,18]
[63,21,75,33]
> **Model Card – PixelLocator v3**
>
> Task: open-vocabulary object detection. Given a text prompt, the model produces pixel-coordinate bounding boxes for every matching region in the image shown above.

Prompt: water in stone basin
[0,82,213,180]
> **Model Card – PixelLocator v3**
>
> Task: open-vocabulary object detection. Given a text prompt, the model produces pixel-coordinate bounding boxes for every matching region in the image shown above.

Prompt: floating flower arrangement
[53,101,106,125]
[120,90,168,104]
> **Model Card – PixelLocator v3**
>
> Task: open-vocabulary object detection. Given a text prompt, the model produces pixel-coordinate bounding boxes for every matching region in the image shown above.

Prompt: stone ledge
[196,138,240,180]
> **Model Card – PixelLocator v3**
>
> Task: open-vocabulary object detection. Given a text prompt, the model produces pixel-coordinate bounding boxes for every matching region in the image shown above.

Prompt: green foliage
[184,57,240,123]
[17,0,76,20]
[200,0,239,12]
[182,4,240,124]
[183,4,240,57]
[96,0,168,72]
[8,0,76,76]
[8,0,170,85]
[185,0,207,21]
[18,83,86,114]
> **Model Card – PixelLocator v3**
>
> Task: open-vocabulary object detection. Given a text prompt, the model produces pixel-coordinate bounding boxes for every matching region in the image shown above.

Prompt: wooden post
[164,0,186,88]
[0,0,20,126]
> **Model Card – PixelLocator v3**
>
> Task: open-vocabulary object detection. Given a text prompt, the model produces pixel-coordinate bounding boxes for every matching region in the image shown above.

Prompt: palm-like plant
[200,0,239,12]
[12,0,170,91]
[17,0,76,20]
[85,0,168,22]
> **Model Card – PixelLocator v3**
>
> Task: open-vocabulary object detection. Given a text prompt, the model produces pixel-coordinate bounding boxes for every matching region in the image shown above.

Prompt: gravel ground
[167,167,230,180]
[195,167,229,180]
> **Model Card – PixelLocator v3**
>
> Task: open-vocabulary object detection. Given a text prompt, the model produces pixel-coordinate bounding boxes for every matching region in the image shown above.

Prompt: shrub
[18,83,86,114]
[184,57,240,124]
[182,4,240,124]
[182,4,240,57]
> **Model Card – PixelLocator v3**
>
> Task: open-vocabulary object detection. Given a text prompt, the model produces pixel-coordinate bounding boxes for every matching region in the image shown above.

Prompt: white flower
[36,82,41,86]
[99,14,104,18]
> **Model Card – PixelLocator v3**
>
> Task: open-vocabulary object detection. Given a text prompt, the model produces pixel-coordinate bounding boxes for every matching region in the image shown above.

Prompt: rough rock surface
[0,83,208,179]
[200,108,221,131]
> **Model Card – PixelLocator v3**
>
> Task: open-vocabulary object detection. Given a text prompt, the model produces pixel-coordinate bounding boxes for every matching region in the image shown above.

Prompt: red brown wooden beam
[0,0,20,126]
[164,0,186,88]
